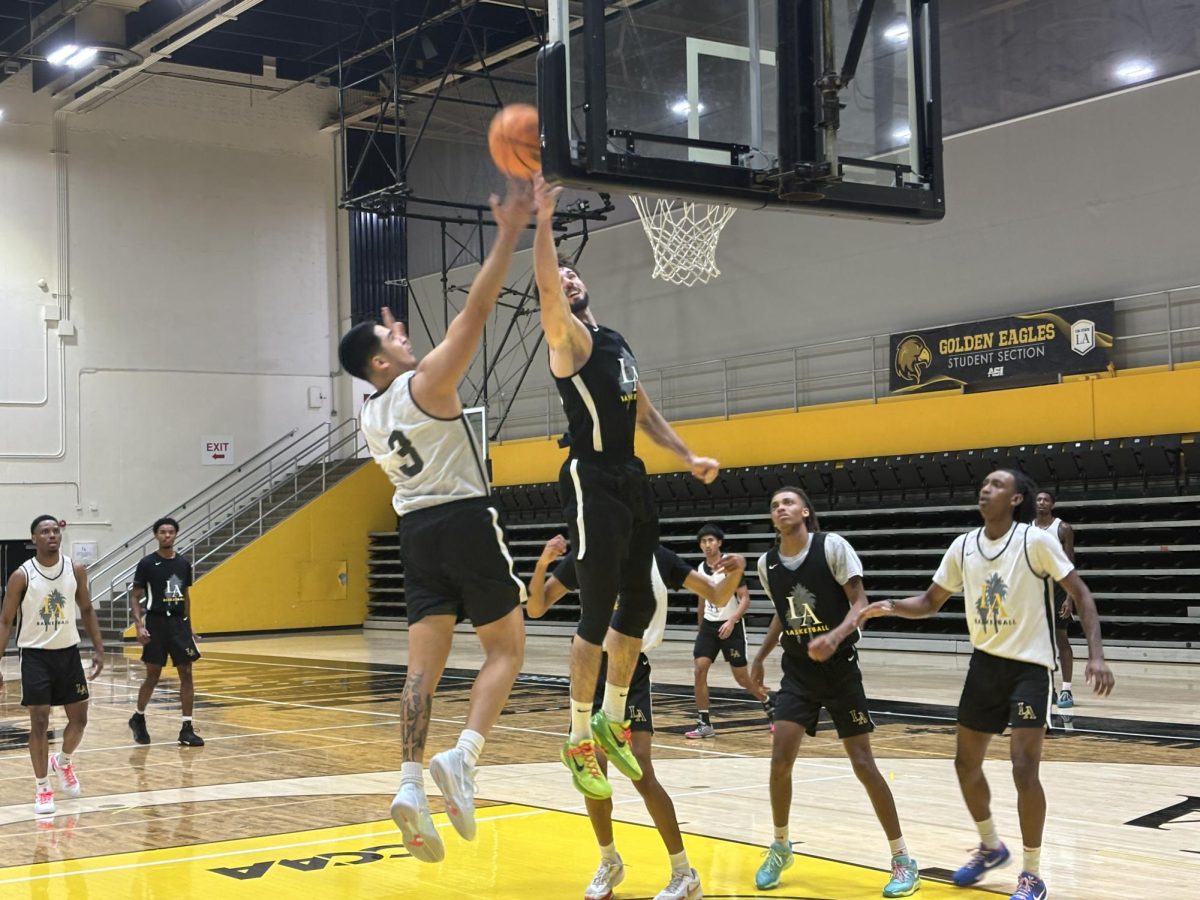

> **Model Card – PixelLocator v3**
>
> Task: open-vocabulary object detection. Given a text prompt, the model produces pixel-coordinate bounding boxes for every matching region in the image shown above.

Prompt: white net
[630,195,737,286]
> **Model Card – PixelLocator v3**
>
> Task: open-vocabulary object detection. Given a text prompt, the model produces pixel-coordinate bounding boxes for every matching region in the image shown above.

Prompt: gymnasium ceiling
[0,0,1197,133]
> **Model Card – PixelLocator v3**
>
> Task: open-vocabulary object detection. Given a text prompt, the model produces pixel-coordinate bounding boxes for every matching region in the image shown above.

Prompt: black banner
[889,301,1115,394]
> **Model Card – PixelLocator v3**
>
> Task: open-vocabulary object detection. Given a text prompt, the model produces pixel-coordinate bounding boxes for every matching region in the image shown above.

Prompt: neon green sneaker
[589,710,643,781]
[561,738,612,800]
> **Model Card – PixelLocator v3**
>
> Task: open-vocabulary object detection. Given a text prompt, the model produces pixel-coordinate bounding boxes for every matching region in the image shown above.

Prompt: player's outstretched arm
[634,382,718,483]
[857,583,953,627]
[682,553,746,608]
[527,535,570,618]
[0,569,26,693]
[532,174,590,377]
[1058,570,1115,696]
[414,179,533,410]
[74,561,105,679]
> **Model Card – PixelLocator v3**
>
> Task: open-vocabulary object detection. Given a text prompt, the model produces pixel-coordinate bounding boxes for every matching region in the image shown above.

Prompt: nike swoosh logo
[769,564,779,570]
[570,757,587,774]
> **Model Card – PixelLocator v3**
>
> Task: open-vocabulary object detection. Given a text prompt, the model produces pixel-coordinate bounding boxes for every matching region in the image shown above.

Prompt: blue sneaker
[755,841,794,890]
[952,842,1010,886]
[882,854,920,897]
[1010,871,1047,899]
[1057,689,1074,709]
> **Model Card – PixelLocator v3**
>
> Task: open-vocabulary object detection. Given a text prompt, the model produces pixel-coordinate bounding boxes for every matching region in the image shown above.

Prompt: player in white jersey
[0,516,105,815]
[527,534,745,900]
[1034,490,1078,708]
[859,470,1115,900]
[336,180,532,863]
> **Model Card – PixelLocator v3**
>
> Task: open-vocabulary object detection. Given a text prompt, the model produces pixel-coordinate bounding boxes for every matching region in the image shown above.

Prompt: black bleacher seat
[912,453,945,495]
[888,455,925,498]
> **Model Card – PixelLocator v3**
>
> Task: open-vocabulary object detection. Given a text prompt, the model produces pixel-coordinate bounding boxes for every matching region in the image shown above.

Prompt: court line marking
[0,805,550,885]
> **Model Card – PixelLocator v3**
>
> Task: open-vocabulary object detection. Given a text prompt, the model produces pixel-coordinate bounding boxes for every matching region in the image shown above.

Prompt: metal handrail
[93,419,367,632]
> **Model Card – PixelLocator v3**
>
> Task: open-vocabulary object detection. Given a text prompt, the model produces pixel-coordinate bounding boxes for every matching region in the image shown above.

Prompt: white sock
[773,825,789,845]
[601,681,629,723]
[400,761,424,788]
[457,729,485,768]
[975,817,1001,850]
[57,752,72,767]
[1023,846,1041,876]
[599,842,620,863]
[888,836,907,858]
[668,849,690,875]
[1061,682,1072,692]
[35,777,50,791]
[182,716,193,724]
[570,699,593,743]
[136,707,146,715]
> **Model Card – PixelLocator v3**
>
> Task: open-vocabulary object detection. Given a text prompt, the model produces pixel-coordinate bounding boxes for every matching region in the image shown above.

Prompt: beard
[569,291,589,315]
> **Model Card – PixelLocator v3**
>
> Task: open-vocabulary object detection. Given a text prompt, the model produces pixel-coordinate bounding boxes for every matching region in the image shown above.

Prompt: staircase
[89,420,369,638]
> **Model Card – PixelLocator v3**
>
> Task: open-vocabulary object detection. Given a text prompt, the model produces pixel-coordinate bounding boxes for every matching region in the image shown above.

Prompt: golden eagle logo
[895,335,933,383]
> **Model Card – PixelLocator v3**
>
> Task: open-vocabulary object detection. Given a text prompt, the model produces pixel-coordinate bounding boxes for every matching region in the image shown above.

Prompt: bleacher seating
[367,433,1200,651]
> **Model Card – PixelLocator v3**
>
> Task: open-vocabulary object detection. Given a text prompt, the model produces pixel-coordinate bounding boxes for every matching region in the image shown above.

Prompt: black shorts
[774,645,873,739]
[593,652,653,733]
[1051,586,1080,635]
[560,457,659,644]
[400,497,525,627]
[21,646,89,707]
[693,618,749,667]
[142,613,202,667]
[957,649,1052,733]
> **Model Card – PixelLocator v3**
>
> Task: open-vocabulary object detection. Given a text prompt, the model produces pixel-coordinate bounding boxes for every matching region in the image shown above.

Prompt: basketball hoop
[630,195,736,287]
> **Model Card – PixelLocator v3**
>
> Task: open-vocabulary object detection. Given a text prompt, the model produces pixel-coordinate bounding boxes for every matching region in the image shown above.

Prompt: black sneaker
[129,712,151,745]
[178,722,205,747]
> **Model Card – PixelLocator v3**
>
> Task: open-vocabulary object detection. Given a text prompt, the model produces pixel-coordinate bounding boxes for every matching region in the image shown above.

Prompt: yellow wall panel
[190,462,394,634]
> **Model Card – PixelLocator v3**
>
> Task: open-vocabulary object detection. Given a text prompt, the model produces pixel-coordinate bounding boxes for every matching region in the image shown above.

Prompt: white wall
[406,72,1200,433]
[0,71,343,552]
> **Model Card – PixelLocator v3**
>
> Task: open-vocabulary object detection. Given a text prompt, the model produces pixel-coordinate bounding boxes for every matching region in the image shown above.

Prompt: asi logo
[894,335,933,384]
[1071,318,1097,356]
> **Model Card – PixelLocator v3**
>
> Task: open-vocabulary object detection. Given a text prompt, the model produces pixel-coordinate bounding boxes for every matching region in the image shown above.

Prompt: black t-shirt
[552,545,691,593]
[132,552,193,615]
[554,324,641,464]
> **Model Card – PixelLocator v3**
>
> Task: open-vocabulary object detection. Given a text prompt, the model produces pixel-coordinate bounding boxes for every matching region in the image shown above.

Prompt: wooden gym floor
[0,632,1196,898]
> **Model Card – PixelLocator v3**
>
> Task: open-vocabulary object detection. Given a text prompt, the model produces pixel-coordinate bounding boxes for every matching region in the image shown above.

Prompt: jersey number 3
[387,429,425,477]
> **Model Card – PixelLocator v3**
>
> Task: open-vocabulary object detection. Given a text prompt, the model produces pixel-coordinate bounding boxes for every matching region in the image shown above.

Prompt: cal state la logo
[1070,319,1096,356]
[894,335,933,383]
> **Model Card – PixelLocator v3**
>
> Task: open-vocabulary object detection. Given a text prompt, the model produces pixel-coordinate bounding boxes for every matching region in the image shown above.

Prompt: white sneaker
[429,748,477,841]
[584,857,625,900]
[655,867,703,900]
[390,782,445,863]
[50,753,81,799]
[34,786,55,815]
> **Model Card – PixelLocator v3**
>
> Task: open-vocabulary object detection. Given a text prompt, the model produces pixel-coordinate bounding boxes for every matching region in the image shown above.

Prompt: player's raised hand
[532,172,563,222]
[381,306,407,342]
[714,553,746,575]
[491,177,535,231]
[856,599,895,628]
[539,534,569,564]
[689,456,720,484]
[1085,658,1115,697]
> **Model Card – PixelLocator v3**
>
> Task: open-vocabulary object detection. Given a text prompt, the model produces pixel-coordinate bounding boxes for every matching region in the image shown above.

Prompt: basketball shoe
[590,710,642,780]
[49,753,81,799]
[882,855,920,897]
[390,782,445,863]
[584,857,625,900]
[953,843,1010,886]
[561,738,612,800]
[655,867,702,899]
[430,747,477,840]
[755,840,794,890]
[34,785,55,815]
[1010,871,1048,899]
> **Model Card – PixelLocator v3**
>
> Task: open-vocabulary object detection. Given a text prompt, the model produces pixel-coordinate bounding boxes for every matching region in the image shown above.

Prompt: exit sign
[202,435,235,466]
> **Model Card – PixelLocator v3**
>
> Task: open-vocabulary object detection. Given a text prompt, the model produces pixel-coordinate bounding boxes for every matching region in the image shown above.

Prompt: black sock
[698,710,711,726]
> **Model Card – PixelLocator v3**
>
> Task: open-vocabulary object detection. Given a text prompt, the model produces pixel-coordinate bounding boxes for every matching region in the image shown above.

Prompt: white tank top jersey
[360,370,490,518]
[697,561,738,622]
[933,523,1075,668]
[1035,516,1064,547]
[18,556,82,650]
[641,562,669,653]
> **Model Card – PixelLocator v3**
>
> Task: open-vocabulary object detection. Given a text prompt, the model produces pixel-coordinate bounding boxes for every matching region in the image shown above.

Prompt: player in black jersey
[532,173,720,801]
[128,517,204,747]
[749,487,920,897]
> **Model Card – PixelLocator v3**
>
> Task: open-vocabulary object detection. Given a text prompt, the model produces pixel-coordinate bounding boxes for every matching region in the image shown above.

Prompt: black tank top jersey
[554,324,641,463]
[762,533,858,657]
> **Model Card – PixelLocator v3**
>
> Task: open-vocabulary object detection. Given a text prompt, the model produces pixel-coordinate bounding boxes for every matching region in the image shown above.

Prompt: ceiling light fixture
[1114,59,1155,84]
[892,125,912,144]
[45,43,143,72]
[883,23,909,44]
[46,44,80,65]
[64,47,98,68]
[670,99,705,116]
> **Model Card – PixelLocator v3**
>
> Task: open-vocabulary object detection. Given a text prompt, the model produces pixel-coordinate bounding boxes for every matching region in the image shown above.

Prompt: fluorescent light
[883,23,909,44]
[670,99,705,116]
[892,125,911,144]
[64,47,98,68]
[1114,59,1155,84]
[0,109,5,123]
[46,44,79,65]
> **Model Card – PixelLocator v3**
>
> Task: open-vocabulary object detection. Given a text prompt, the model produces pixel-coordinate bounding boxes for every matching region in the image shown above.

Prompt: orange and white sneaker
[655,867,703,899]
[49,753,81,799]
[430,748,478,841]
[390,782,445,863]
[34,786,55,815]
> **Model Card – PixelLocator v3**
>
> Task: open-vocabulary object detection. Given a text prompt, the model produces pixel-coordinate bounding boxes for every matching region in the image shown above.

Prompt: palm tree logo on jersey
[785,584,826,636]
[976,572,1015,632]
[39,589,68,629]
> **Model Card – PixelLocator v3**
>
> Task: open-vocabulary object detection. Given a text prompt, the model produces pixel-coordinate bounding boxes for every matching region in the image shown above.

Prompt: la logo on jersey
[164,574,185,600]
[38,589,68,630]
[785,585,828,636]
[618,350,639,406]
[976,572,1018,633]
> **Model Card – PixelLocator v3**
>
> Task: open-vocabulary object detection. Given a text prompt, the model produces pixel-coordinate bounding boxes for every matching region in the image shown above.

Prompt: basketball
[488,103,540,178]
